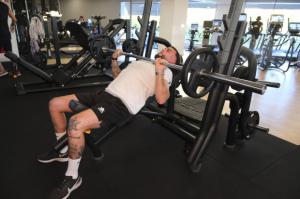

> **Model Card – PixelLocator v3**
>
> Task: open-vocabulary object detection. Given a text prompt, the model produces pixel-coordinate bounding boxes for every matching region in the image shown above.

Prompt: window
[120,0,160,38]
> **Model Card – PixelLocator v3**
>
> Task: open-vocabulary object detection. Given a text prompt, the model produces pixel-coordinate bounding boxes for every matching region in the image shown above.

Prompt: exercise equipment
[187,23,199,51]
[201,20,223,47]
[92,15,106,35]
[286,20,300,70]
[90,38,267,95]
[4,21,116,95]
[40,0,163,159]
[224,47,279,146]
[248,16,263,50]
[122,38,140,55]
[259,15,300,72]
[202,21,213,46]
[259,14,284,70]
[50,29,175,162]
[182,0,265,172]
[5,10,135,95]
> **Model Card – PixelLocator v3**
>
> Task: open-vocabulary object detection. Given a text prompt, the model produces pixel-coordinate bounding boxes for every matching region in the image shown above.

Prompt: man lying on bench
[38,47,181,199]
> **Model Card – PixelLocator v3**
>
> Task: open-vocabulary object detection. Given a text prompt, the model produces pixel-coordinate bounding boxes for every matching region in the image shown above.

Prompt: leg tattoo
[68,117,80,131]
[68,118,85,159]
[68,142,84,159]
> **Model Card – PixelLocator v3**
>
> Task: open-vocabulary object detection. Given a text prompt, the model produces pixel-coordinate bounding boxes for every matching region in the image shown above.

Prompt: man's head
[256,16,261,21]
[155,46,182,65]
[79,16,84,22]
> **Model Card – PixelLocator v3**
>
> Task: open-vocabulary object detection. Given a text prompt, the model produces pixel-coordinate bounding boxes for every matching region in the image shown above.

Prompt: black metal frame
[143,0,252,173]
[6,18,131,95]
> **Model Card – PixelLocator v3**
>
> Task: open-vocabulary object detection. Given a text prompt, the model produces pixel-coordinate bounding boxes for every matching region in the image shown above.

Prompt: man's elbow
[155,95,169,105]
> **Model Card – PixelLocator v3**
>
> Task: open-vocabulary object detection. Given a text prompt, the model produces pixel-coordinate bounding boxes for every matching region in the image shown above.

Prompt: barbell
[89,35,267,98]
[102,47,183,71]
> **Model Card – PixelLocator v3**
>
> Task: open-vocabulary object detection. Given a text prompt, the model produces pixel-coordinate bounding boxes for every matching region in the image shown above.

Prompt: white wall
[60,0,120,25]
[159,0,188,54]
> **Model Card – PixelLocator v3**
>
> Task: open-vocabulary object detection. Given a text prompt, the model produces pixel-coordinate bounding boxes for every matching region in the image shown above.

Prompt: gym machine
[202,21,213,46]
[259,14,284,70]
[142,2,278,172]
[210,19,223,47]
[286,20,300,70]
[91,15,106,35]
[187,23,199,51]
[259,15,300,72]
[180,2,278,172]
[248,16,263,50]
[201,19,223,47]
[5,17,132,95]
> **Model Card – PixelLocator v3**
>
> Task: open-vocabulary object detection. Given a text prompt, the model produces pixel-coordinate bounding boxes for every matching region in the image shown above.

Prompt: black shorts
[75,91,132,126]
[0,39,12,52]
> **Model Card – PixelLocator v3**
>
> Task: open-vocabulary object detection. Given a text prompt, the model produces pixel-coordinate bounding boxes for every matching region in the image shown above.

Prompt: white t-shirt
[105,60,173,114]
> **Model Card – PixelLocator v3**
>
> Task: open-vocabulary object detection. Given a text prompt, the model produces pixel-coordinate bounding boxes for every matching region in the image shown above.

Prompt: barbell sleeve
[256,80,280,88]
[102,47,183,70]
[199,71,267,94]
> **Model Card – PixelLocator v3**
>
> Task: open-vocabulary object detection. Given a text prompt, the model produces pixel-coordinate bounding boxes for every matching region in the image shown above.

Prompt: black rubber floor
[0,75,299,199]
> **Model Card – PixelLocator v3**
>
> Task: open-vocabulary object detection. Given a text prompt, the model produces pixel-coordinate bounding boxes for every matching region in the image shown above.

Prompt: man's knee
[49,97,67,112]
[49,97,59,112]
[67,115,86,137]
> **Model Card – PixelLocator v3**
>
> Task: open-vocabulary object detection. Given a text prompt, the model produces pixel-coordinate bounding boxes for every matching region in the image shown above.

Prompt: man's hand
[112,49,122,60]
[10,23,16,33]
[155,57,167,75]
[111,49,122,79]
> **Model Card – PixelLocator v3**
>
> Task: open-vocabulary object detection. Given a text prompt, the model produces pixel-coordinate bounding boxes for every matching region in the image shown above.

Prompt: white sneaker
[0,71,8,77]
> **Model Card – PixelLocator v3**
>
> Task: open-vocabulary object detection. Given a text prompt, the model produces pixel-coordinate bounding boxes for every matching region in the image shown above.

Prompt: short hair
[170,46,183,65]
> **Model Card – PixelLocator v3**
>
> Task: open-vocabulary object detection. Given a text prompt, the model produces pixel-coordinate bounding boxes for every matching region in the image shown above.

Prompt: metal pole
[41,0,47,13]
[129,0,132,25]
[57,0,61,13]
[136,0,153,56]
[187,0,247,173]
[145,20,157,58]
[24,0,30,23]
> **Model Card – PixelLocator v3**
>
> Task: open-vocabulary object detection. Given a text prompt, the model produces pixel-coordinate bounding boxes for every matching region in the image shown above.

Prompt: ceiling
[122,0,300,9]
[188,0,300,9]
[140,0,300,4]
[124,0,300,3]
[189,0,300,2]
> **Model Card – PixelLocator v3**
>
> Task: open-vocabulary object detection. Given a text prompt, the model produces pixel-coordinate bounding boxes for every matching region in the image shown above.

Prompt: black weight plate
[90,35,116,64]
[181,47,219,98]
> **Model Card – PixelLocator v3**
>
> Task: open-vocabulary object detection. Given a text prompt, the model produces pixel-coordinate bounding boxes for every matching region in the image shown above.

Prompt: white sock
[65,158,81,179]
[55,131,66,140]
[55,131,68,154]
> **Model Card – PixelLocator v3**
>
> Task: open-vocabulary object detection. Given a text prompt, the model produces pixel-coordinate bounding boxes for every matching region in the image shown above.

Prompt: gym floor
[251,67,300,144]
[0,64,299,199]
